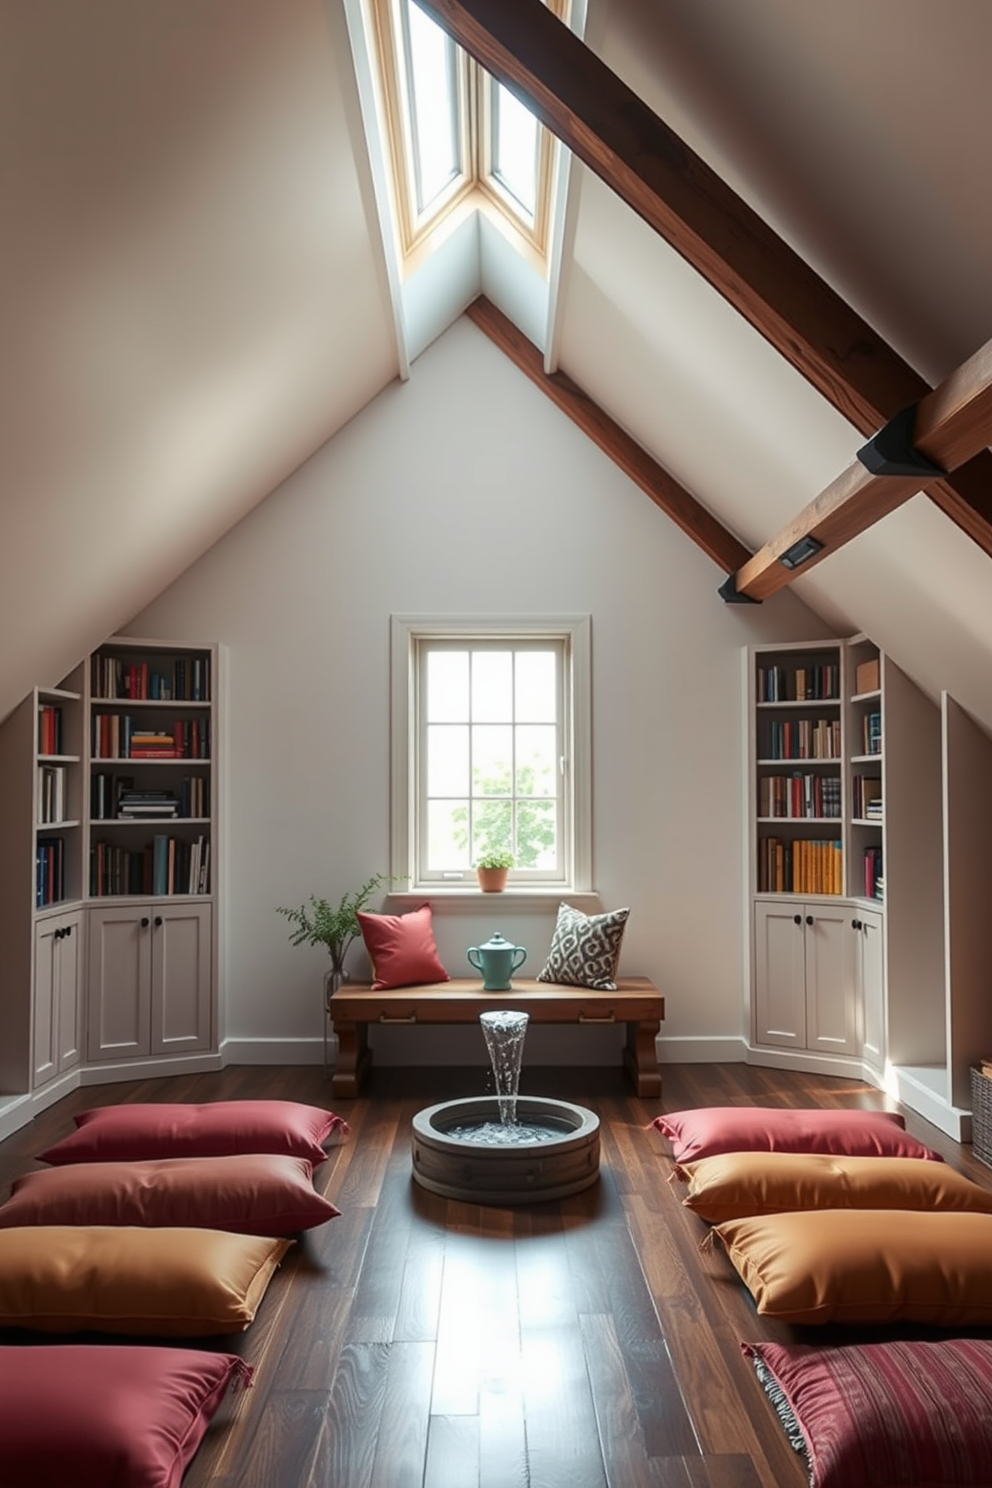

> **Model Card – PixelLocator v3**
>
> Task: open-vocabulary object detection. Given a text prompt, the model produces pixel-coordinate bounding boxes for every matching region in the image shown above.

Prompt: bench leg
[624,1020,661,1098]
[331,1022,371,1098]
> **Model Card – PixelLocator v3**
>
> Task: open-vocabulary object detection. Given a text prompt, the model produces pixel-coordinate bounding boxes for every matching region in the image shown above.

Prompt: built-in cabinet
[753,899,859,1057]
[87,901,212,1061]
[0,637,220,1104]
[746,633,992,1141]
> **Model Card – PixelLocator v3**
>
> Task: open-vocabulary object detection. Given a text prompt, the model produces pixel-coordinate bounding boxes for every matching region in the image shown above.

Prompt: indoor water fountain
[410,1009,601,1204]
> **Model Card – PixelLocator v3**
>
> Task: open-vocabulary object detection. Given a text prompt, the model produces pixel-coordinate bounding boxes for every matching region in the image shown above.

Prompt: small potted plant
[475,851,514,893]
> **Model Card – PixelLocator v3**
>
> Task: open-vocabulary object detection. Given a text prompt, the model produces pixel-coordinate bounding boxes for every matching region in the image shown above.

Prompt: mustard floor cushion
[0,1224,290,1335]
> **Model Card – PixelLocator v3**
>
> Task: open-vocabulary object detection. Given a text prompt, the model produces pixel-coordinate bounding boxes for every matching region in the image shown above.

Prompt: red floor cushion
[0,1153,340,1235]
[743,1337,992,1487]
[38,1099,348,1167]
[0,1343,252,1488]
[652,1106,941,1163]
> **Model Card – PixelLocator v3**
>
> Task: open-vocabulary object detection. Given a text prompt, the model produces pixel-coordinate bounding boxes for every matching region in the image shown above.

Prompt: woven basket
[970,1066,992,1168]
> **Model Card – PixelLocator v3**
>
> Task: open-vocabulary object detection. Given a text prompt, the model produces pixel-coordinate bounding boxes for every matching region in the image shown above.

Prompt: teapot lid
[477,932,520,951]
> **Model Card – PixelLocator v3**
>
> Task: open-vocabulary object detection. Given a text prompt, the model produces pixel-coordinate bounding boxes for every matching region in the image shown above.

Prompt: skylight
[371,0,566,258]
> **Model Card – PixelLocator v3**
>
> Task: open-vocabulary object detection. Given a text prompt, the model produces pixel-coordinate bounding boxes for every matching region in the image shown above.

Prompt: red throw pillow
[37,1099,348,1167]
[0,1344,252,1488]
[357,902,449,990]
[652,1106,941,1163]
[0,1153,340,1235]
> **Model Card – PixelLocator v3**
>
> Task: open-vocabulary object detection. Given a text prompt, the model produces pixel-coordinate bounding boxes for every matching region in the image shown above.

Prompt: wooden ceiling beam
[465,296,751,574]
[417,0,992,563]
[730,333,992,600]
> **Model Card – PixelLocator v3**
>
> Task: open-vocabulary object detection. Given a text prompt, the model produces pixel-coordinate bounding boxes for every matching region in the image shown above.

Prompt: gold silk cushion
[0,1225,290,1335]
[676,1151,992,1222]
[713,1209,992,1325]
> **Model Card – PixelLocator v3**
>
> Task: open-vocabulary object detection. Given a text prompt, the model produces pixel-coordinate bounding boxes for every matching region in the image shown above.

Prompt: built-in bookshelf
[751,643,844,898]
[845,636,883,903]
[86,640,215,900]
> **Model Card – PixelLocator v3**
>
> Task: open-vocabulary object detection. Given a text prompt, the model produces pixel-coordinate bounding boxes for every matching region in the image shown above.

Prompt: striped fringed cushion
[743,1338,992,1487]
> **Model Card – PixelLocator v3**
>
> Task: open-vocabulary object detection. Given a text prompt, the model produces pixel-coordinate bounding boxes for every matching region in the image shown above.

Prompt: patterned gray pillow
[537,902,630,990]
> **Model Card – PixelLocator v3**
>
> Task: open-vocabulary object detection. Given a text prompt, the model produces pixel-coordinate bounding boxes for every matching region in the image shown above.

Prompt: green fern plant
[277,872,399,972]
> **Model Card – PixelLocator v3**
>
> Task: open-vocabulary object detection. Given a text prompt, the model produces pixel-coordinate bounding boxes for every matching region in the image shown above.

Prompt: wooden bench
[327,976,664,1099]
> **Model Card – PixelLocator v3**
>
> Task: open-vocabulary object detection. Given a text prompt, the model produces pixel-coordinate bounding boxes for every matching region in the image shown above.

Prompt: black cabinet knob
[793,913,802,925]
[805,915,814,926]
[852,919,861,930]
[141,917,150,928]
[154,916,163,928]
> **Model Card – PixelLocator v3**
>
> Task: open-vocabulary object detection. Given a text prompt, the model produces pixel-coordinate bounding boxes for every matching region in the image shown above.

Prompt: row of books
[851,775,882,820]
[862,712,882,755]
[92,654,210,702]
[757,836,843,895]
[864,847,883,901]
[763,718,841,762]
[756,665,840,703]
[36,836,66,908]
[91,773,208,820]
[90,834,210,897]
[758,773,841,820]
[92,714,210,761]
[37,764,68,825]
[37,704,65,757]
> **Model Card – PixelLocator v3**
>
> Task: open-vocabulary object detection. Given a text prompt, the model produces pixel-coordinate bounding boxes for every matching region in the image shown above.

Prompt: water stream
[443,1009,572,1147]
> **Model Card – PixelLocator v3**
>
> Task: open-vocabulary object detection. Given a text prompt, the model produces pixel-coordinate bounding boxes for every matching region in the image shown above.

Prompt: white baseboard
[891,1065,972,1141]
[82,1053,224,1084]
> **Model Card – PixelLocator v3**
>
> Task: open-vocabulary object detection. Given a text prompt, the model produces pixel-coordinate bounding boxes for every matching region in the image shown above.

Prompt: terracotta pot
[476,866,509,892]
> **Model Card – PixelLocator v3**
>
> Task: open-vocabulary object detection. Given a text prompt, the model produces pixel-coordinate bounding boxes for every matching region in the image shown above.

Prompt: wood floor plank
[424,1413,481,1488]
[521,1325,608,1488]
[369,1340,436,1488]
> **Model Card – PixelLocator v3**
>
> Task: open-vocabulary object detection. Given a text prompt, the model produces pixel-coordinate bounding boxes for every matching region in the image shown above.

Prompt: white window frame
[390,614,592,894]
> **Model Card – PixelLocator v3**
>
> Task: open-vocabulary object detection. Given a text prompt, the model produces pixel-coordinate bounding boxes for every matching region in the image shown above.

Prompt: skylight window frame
[371,0,474,255]
[369,0,567,261]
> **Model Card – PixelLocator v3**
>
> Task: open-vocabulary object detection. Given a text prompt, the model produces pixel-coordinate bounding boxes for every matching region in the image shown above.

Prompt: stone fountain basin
[411,1095,600,1205]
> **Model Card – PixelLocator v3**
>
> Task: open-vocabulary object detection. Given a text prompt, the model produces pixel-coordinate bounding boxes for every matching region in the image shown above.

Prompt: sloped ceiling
[2,0,991,728]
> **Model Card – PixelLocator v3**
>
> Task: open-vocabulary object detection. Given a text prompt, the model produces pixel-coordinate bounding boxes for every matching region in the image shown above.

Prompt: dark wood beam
[731,334,992,599]
[417,0,992,561]
[465,296,751,574]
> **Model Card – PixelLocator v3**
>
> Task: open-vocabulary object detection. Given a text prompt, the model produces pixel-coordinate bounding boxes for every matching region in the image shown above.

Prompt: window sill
[385,889,602,915]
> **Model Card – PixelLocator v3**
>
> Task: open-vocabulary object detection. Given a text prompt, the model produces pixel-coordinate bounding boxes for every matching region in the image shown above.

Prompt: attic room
[3,2,992,1484]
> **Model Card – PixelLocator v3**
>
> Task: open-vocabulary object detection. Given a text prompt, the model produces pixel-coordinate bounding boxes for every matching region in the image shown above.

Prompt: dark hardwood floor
[1,1060,988,1488]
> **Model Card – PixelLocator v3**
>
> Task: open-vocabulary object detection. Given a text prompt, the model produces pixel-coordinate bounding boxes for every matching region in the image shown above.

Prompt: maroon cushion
[743,1338,992,1487]
[0,1343,252,1488]
[652,1106,941,1163]
[0,1153,340,1235]
[37,1099,348,1167]
[356,902,449,990]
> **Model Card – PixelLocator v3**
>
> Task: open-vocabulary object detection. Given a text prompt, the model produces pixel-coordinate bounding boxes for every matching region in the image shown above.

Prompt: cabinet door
[55,911,83,1074]
[33,917,60,1086]
[859,908,886,1071]
[753,902,807,1047]
[804,903,859,1056]
[150,904,212,1055]
[33,911,84,1086]
[87,905,152,1060]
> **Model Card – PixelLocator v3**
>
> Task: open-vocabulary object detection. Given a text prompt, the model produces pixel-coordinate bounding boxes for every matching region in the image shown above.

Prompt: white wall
[130,315,832,1065]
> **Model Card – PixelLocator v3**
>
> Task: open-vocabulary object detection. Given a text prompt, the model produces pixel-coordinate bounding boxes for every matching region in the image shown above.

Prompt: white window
[391,615,591,892]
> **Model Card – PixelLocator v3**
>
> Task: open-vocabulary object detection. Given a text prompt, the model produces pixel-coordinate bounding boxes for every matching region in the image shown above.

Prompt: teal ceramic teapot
[467,932,527,991]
